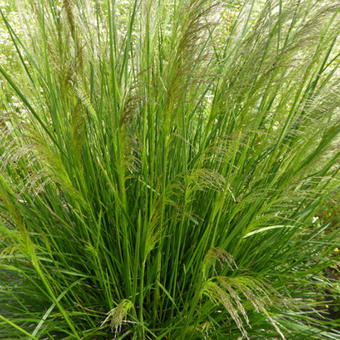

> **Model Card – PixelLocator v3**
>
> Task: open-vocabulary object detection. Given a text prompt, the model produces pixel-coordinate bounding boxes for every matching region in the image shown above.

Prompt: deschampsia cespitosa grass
[0,0,339,338]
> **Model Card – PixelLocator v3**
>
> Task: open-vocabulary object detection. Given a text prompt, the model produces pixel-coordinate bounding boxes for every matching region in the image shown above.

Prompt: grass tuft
[0,0,339,338]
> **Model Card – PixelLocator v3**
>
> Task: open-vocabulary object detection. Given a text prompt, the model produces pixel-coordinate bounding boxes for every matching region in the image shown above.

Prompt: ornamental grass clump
[0,0,339,338]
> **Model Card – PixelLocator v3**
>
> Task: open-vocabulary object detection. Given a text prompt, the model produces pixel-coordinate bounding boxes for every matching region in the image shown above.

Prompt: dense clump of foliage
[0,0,339,338]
